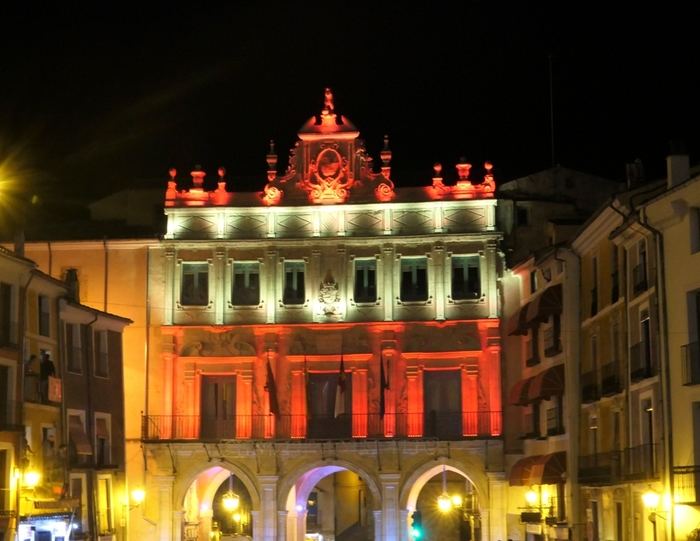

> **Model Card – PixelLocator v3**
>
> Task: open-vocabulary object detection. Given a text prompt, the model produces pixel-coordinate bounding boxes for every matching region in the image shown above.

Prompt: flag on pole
[265,350,280,416]
[380,352,390,419]
[334,353,347,418]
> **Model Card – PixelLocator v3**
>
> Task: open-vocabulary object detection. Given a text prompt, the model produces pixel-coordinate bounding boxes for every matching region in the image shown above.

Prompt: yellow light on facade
[451,494,463,507]
[437,493,452,512]
[643,489,660,509]
[23,470,41,488]
[223,492,240,511]
[541,488,551,506]
[525,489,538,507]
[131,488,146,505]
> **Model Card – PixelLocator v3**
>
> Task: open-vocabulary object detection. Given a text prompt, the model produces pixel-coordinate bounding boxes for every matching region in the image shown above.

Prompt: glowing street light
[131,488,146,506]
[23,470,40,488]
[222,492,240,511]
[437,493,453,513]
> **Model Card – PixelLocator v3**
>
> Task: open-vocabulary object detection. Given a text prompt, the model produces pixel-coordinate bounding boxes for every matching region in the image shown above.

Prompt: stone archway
[399,457,489,541]
[277,459,382,541]
[176,462,262,541]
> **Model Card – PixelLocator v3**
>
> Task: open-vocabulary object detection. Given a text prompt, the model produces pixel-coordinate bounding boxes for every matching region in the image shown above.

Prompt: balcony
[673,466,700,505]
[581,370,599,403]
[622,443,659,480]
[630,342,655,382]
[140,411,501,442]
[682,342,700,385]
[578,451,621,485]
[521,412,539,440]
[23,373,62,405]
[632,264,648,295]
[601,362,622,396]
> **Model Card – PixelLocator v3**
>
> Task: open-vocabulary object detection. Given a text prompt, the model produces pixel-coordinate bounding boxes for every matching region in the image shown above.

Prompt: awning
[506,301,532,336]
[525,284,563,324]
[509,455,541,486]
[68,415,93,455]
[530,451,567,485]
[509,377,534,406]
[527,363,565,402]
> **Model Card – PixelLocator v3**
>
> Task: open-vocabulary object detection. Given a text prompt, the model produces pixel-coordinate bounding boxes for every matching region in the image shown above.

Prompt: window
[70,475,87,533]
[633,240,648,294]
[451,256,481,300]
[307,372,352,438]
[94,330,109,378]
[0,450,6,510]
[95,414,111,466]
[68,412,92,464]
[38,294,50,337]
[354,259,377,303]
[611,246,620,303]
[97,475,113,534]
[423,370,462,438]
[530,270,538,294]
[400,257,428,302]
[181,262,209,306]
[283,261,305,305]
[591,334,598,371]
[591,257,598,316]
[611,321,621,364]
[66,323,82,373]
[232,262,260,306]
[0,282,16,346]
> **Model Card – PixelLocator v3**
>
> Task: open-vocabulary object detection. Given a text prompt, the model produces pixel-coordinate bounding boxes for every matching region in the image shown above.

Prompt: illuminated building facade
[132,91,506,540]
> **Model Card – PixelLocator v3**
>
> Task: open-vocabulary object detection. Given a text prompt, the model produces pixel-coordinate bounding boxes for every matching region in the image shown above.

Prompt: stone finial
[191,165,206,189]
[169,167,177,181]
[380,135,392,165]
[165,168,178,201]
[266,139,278,182]
[218,167,226,180]
[324,87,335,113]
[456,158,472,181]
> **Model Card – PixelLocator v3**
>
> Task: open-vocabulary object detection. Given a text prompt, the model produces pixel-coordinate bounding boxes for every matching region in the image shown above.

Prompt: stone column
[258,475,278,541]
[380,473,401,541]
[276,510,287,541]
[164,248,175,325]
[215,247,225,324]
[373,509,383,541]
[172,509,183,541]
[153,474,174,541]
[434,244,445,321]
[382,246,394,322]
[266,250,277,324]
[198,508,213,541]
[486,240,498,318]
[487,471,507,541]
[399,508,410,541]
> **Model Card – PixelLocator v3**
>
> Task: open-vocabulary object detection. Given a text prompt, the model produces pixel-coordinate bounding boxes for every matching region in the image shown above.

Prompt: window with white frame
[400,257,428,302]
[354,258,377,303]
[94,330,109,378]
[232,261,260,306]
[94,413,111,466]
[690,207,700,254]
[283,261,305,305]
[451,256,481,300]
[97,475,114,534]
[181,262,209,306]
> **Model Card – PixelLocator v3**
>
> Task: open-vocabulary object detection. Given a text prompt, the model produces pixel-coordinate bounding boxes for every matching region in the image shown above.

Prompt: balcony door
[307,372,352,439]
[0,365,8,427]
[423,370,462,439]
[200,376,236,439]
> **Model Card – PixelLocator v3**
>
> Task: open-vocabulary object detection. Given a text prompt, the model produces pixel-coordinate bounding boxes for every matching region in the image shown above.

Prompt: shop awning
[506,301,532,336]
[509,455,541,486]
[530,451,567,485]
[509,377,534,406]
[527,363,565,402]
[525,284,563,324]
[68,415,92,455]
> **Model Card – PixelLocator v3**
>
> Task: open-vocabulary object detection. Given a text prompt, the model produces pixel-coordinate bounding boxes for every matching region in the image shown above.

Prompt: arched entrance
[180,464,260,541]
[279,460,382,541]
[401,459,487,541]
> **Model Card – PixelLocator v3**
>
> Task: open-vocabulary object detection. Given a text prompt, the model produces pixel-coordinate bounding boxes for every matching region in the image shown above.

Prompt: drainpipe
[103,238,109,312]
[638,207,673,541]
[555,246,581,541]
[83,312,99,539]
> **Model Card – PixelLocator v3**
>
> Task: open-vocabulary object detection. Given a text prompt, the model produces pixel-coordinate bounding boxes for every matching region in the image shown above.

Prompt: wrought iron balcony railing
[581,370,599,403]
[579,443,660,485]
[682,342,700,385]
[601,362,622,396]
[673,465,700,504]
[630,342,655,381]
[141,411,502,442]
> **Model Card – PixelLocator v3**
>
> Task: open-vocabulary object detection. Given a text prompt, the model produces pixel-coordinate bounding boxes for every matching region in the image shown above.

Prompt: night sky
[1,3,698,209]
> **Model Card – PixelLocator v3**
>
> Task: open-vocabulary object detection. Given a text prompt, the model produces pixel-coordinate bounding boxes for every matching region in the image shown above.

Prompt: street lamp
[643,488,661,541]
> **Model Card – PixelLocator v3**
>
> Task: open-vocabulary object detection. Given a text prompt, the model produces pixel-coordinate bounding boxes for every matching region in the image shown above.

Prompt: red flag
[334,354,346,418]
[265,352,280,416]
[380,353,389,418]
